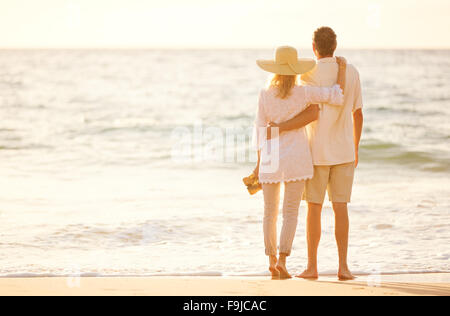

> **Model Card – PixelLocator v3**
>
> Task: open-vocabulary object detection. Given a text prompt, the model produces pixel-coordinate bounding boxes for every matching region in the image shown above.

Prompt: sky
[0,0,449,49]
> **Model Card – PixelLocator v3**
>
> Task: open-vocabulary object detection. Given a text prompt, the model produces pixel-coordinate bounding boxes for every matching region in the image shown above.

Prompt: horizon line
[0,46,450,51]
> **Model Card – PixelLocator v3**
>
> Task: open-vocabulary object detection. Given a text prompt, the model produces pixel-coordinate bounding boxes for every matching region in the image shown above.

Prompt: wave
[37,221,184,249]
[229,270,450,277]
[1,271,448,279]
[0,272,224,278]
[360,141,450,172]
[0,144,53,151]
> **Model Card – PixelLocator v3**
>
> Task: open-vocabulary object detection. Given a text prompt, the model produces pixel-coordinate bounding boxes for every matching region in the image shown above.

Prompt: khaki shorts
[303,162,355,204]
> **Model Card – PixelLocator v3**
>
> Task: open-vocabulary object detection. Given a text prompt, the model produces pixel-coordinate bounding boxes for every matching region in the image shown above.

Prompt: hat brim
[256,58,316,75]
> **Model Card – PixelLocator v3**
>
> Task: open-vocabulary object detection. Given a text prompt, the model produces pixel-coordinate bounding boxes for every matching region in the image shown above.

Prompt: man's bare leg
[332,202,355,280]
[297,202,322,279]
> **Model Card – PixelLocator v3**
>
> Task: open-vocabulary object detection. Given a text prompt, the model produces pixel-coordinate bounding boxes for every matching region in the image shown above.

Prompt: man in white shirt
[272,27,364,280]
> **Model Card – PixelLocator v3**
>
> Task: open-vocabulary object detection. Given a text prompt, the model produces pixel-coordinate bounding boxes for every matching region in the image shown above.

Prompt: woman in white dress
[253,46,346,279]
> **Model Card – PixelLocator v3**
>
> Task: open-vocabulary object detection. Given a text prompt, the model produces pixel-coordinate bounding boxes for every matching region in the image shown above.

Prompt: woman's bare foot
[276,254,292,280]
[296,267,319,280]
[338,267,355,281]
[269,266,280,280]
[269,256,280,280]
[276,265,292,280]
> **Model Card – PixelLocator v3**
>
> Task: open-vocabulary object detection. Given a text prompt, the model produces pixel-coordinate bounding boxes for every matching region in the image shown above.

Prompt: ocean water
[0,49,449,277]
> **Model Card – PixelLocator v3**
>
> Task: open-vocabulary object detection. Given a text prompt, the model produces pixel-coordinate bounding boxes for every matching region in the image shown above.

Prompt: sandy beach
[0,274,449,296]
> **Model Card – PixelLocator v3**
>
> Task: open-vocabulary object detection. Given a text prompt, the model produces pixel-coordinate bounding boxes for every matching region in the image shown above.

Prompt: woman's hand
[336,56,347,65]
[253,150,261,178]
[253,164,259,178]
[336,56,347,94]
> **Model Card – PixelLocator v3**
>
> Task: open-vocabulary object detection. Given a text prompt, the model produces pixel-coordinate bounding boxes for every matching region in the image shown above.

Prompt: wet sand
[0,274,449,296]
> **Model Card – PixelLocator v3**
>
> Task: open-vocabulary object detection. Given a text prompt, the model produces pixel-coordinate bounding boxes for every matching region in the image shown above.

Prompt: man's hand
[266,123,280,140]
[266,104,320,140]
[353,109,363,168]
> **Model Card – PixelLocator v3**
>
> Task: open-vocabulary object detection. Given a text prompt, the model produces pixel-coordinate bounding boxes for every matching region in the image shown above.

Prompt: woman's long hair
[269,74,297,99]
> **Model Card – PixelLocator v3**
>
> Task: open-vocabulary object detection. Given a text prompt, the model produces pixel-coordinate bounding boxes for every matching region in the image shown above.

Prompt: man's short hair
[313,27,337,57]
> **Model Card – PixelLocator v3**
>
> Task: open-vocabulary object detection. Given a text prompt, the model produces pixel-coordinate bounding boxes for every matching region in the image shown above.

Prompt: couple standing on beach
[252,27,364,280]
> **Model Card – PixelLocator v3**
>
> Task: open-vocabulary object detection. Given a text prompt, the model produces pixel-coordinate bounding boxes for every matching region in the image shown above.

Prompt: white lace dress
[254,84,344,184]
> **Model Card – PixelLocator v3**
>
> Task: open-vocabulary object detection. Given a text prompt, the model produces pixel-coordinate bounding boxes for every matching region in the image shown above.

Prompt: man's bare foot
[296,268,319,280]
[338,268,355,281]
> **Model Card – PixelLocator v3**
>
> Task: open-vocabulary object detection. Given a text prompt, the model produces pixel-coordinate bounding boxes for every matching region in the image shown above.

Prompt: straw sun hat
[257,46,316,75]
